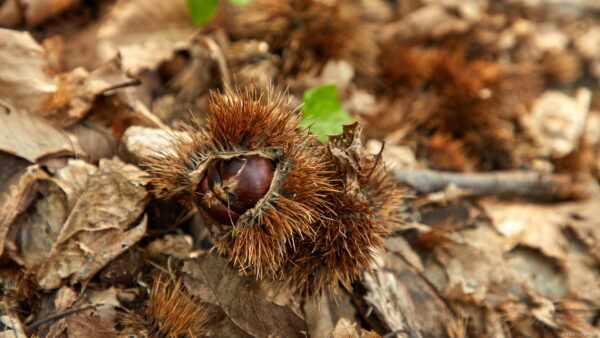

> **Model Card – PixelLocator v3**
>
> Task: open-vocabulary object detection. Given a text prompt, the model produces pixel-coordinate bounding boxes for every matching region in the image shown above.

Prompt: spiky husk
[120,275,210,336]
[225,0,380,86]
[374,43,545,171]
[146,87,403,295]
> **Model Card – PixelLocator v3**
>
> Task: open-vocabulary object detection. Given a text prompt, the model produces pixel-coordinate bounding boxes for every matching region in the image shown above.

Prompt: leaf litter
[0,0,599,337]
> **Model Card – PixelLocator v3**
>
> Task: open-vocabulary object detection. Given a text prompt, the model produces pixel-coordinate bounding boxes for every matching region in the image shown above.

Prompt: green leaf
[300,84,355,142]
[228,0,251,5]
[186,0,218,26]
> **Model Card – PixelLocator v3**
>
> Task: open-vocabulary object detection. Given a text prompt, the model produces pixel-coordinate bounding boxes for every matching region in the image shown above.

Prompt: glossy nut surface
[196,155,275,224]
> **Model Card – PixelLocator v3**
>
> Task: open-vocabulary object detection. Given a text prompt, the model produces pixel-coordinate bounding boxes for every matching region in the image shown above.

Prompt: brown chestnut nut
[196,155,275,224]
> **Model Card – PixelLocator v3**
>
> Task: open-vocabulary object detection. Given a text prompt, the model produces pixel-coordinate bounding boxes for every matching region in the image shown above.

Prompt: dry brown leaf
[480,200,571,260]
[331,318,380,338]
[182,254,308,338]
[120,126,191,165]
[42,56,135,127]
[0,153,37,258]
[0,109,85,162]
[14,160,96,267]
[15,158,150,290]
[41,287,115,338]
[86,287,121,323]
[304,295,356,338]
[418,198,600,335]
[16,177,70,268]
[68,121,118,160]
[361,236,462,337]
[146,233,193,259]
[567,200,600,260]
[523,88,592,157]
[0,29,134,127]
[96,0,199,75]
[0,29,57,113]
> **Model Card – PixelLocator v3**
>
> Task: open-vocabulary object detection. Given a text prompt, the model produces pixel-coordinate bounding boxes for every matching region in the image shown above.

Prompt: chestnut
[196,155,275,224]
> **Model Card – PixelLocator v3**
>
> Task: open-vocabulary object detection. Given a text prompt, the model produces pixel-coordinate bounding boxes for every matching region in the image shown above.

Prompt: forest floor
[1,0,600,337]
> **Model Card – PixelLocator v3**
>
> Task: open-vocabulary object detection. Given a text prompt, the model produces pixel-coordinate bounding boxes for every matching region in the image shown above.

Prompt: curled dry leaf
[146,233,193,259]
[0,152,38,258]
[182,254,308,338]
[0,29,135,127]
[42,56,136,127]
[10,158,149,290]
[331,318,379,338]
[524,88,592,157]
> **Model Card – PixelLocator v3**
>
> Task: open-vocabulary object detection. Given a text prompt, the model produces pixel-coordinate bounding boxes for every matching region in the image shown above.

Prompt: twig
[198,35,232,89]
[382,329,409,338]
[393,169,591,201]
[102,79,142,93]
[25,303,104,335]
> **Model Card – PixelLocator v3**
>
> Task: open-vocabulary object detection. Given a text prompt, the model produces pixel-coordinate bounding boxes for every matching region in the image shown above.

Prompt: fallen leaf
[0,109,85,162]
[120,126,190,165]
[0,29,57,113]
[361,238,462,337]
[331,318,380,338]
[480,200,571,260]
[18,158,150,289]
[0,29,134,127]
[524,88,592,157]
[146,233,193,259]
[87,287,121,323]
[182,254,308,338]
[0,152,36,258]
[304,295,356,338]
[42,56,135,127]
